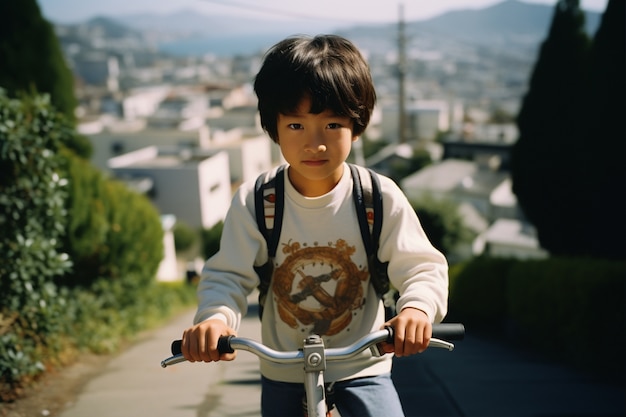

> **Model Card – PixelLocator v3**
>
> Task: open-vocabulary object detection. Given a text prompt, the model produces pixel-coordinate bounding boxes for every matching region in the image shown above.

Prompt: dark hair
[253,34,377,142]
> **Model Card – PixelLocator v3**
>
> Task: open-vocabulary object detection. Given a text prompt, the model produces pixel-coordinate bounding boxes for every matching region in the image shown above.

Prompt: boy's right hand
[181,319,237,363]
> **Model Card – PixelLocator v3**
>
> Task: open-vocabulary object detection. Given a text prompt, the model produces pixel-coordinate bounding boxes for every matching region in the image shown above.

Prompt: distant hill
[61,0,603,57]
[113,9,337,38]
[414,0,600,44]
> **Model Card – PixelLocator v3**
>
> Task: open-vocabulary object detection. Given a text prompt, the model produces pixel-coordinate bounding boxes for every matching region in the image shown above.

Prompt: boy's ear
[352,135,360,142]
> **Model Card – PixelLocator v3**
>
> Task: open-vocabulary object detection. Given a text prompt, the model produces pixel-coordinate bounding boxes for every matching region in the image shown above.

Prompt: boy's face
[276,96,358,197]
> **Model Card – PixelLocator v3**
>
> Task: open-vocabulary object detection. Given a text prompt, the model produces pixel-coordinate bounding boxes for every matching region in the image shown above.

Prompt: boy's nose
[305,131,327,153]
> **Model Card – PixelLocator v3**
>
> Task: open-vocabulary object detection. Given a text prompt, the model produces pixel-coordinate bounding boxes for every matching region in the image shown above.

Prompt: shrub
[58,151,163,288]
[506,257,625,380]
[200,221,224,259]
[448,255,625,381]
[173,221,198,254]
[0,91,72,397]
[0,91,168,399]
[447,257,517,332]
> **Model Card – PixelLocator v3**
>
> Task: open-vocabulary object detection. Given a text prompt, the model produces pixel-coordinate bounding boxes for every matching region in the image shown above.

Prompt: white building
[209,129,274,184]
[381,100,460,141]
[108,146,231,229]
[401,159,508,222]
[473,219,548,260]
[400,159,545,260]
[88,126,210,172]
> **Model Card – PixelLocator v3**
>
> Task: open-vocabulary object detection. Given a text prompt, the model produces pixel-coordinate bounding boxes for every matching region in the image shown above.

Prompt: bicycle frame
[162,324,464,417]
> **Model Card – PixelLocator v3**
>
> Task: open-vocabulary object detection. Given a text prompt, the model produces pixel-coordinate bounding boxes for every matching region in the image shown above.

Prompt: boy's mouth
[302,159,327,166]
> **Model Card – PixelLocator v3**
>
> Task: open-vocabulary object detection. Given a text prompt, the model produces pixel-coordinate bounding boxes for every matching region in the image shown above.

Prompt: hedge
[448,256,625,381]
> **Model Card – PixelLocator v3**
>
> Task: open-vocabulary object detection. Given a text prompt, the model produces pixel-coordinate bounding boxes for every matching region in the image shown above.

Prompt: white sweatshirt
[194,163,448,383]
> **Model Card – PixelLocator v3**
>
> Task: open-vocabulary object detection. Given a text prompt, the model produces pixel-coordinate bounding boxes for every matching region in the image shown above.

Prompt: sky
[39,0,609,25]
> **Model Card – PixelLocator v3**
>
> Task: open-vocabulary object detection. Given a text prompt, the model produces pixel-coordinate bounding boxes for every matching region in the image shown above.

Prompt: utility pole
[397,3,408,143]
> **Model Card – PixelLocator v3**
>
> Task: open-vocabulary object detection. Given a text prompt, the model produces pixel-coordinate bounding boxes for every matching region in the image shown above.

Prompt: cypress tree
[511,0,591,255]
[0,0,77,123]
[582,0,625,259]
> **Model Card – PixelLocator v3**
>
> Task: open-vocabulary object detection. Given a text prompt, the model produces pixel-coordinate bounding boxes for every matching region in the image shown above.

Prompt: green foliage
[200,221,224,260]
[449,256,625,381]
[173,221,198,253]
[62,280,197,354]
[409,195,473,256]
[0,91,168,399]
[489,107,515,124]
[506,258,625,380]
[59,151,164,288]
[0,90,72,395]
[447,257,517,332]
[0,0,77,124]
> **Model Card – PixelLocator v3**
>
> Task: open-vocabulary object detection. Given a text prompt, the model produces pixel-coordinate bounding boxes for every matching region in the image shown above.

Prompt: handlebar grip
[432,323,465,340]
[170,336,235,355]
[217,335,235,354]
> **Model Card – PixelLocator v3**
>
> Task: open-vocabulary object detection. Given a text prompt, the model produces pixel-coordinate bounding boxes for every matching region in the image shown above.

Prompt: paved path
[59,307,624,417]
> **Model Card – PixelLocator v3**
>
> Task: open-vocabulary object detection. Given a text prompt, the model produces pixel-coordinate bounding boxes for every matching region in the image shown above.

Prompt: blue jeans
[261,373,405,417]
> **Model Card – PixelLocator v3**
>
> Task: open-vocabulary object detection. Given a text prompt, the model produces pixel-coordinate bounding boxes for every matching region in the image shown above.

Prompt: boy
[181,34,448,417]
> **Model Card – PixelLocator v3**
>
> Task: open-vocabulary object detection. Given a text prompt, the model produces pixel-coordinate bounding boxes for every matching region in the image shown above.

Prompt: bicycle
[162,323,464,417]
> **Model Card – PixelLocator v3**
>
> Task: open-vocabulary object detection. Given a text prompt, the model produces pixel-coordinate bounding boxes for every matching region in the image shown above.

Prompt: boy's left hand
[380,307,431,357]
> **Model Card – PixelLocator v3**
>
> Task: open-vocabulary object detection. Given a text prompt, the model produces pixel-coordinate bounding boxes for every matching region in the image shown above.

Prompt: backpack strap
[349,164,390,297]
[254,165,285,316]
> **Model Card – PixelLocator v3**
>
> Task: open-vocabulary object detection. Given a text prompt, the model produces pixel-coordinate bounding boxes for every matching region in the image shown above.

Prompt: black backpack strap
[349,164,390,297]
[254,165,286,317]
[349,164,374,257]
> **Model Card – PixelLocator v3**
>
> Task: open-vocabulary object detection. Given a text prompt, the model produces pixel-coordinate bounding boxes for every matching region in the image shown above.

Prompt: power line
[197,0,381,24]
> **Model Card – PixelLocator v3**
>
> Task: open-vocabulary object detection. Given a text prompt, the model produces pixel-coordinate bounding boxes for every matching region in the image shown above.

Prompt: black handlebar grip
[170,337,235,355]
[171,339,182,355]
[432,323,465,340]
[217,335,235,354]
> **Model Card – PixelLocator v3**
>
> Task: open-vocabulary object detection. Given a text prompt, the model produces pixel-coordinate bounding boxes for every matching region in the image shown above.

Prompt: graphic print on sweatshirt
[272,238,369,336]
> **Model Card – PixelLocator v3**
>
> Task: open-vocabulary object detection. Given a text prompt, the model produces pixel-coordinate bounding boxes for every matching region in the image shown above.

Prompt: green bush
[448,256,625,381]
[173,221,198,253]
[63,280,197,354]
[447,257,517,332]
[0,91,72,395]
[506,258,625,380]
[200,221,224,259]
[59,151,164,288]
[0,91,169,399]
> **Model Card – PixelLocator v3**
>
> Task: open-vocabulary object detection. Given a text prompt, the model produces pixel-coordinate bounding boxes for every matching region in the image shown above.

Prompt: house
[380,100,460,141]
[108,146,231,229]
[400,159,509,222]
[400,159,545,260]
[473,218,548,259]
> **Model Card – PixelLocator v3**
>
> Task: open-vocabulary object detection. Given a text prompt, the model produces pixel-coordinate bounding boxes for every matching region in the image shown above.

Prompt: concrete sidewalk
[59,306,624,417]
[59,308,263,417]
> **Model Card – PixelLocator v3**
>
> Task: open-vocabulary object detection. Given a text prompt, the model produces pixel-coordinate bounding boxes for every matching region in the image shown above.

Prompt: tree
[511,0,591,256]
[580,0,625,259]
[0,0,77,123]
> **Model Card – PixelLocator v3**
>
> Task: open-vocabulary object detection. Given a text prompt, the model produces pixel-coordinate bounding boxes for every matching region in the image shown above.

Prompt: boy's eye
[288,123,303,130]
[327,123,342,129]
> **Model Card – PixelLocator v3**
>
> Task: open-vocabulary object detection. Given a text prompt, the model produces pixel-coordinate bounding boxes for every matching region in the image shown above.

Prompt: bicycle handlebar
[161,323,464,368]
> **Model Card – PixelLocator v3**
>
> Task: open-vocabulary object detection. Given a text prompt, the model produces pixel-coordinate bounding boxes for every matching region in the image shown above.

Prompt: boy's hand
[380,307,432,357]
[181,319,237,363]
